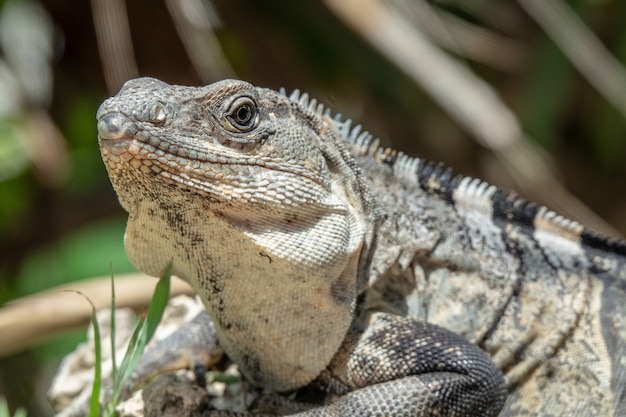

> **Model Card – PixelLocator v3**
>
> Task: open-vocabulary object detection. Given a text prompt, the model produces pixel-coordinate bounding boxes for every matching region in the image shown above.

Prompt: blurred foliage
[0,397,26,417]
[0,0,625,415]
[12,218,133,301]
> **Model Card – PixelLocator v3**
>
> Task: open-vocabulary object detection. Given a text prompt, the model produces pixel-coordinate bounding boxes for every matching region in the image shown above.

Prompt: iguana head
[97,77,372,390]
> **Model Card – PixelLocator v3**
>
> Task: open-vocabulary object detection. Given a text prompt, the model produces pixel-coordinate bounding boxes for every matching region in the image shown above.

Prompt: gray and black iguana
[96,77,626,416]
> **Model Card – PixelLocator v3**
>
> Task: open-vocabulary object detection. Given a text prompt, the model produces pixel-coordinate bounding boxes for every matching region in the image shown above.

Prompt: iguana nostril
[97,113,137,139]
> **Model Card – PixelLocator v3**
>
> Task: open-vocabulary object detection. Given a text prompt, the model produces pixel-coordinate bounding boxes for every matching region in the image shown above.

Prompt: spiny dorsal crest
[280,86,626,255]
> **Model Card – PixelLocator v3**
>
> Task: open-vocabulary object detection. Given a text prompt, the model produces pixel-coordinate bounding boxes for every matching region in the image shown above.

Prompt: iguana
[97,77,626,416]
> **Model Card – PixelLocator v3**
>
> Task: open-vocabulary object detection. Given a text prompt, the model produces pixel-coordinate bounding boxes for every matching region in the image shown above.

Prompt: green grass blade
[89,263,172,414]
[0,397,26,417]
[109,263,117,383]
[113,263,171,390]
[13,408,27,417]
[113,314,146,392]
[212,372,241,385]
[142,262,171,343]
[0,397,7,417]
[82,294,102,417]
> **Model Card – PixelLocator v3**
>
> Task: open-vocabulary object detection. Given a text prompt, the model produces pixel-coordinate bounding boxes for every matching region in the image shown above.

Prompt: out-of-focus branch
[518,0,626,121]
[0,273,194,357]
[90,0,139,93]
[324,0,620,237]
[394,0,527,71]
[165,0,235,83]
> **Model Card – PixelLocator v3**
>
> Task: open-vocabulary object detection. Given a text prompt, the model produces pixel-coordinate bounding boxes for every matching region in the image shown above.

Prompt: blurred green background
[1,0,625,415]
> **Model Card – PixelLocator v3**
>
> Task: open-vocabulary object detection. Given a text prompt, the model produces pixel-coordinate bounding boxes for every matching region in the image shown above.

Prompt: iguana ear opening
[316,122,372,207]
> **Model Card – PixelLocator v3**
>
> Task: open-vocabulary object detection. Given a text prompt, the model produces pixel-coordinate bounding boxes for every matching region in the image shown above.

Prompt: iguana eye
[225,96,258,132]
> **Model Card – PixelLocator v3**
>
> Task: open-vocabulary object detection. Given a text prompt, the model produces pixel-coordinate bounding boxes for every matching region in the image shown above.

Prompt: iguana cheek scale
[97,77,626,416]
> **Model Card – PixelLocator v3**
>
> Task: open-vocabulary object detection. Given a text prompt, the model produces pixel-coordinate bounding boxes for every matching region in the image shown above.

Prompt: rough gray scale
[97,77,626,416]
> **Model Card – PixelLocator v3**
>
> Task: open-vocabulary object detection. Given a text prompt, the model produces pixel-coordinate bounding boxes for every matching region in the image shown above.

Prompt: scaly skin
[97,77,626,416]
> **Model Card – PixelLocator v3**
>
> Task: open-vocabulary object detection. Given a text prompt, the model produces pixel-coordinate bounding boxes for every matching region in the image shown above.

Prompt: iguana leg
[123,310,223,397]
[318,312,506,416]
[209,312,506,416]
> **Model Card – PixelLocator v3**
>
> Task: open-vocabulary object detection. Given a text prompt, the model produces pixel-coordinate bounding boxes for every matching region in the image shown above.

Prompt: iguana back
[334,95,626,414]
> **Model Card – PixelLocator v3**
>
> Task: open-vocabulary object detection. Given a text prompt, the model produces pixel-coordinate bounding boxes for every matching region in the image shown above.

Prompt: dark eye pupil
[236,105,251,124]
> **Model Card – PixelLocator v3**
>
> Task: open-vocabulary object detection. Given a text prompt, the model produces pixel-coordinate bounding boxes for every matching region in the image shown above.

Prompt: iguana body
[97,77,626,416]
